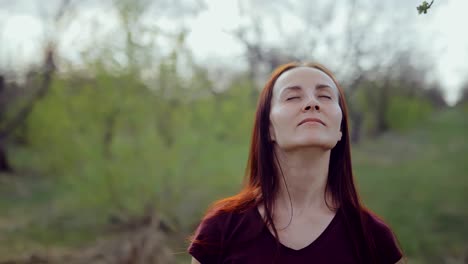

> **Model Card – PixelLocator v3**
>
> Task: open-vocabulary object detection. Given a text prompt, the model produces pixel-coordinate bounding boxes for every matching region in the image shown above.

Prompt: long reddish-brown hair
[197,62,378,263]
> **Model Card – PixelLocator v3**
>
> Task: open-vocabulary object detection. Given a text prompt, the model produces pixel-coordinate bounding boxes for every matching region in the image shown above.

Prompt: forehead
[272,67,338,96]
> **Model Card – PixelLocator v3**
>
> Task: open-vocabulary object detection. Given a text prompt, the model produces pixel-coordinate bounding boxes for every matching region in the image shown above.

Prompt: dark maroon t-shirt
[188,206,402,264]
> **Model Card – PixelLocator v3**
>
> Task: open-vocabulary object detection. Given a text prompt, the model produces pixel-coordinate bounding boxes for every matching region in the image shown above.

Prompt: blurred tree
[231,0,425,142]
[456,80,468,106]
[26,0,212,233]
[0,0,76,173]
[0,43,56,173]
[355,50,446,135]
[0,75,12,172]
[424,82,446,109]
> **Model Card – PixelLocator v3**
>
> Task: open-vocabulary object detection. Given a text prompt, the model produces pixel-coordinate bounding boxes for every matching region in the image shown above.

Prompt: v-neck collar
[254,206,341,252]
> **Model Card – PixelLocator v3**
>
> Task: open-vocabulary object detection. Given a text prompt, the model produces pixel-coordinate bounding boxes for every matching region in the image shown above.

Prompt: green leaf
[417,0,434,15]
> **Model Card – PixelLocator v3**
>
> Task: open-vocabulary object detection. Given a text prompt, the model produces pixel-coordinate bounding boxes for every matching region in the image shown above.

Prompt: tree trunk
[350,110,363,143]
[375,80,390,136]
[0,143,12,172]
[0,45,55,174]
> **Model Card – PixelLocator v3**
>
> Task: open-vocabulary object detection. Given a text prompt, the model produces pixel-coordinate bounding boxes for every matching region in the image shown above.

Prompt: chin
[282,139,337,151]
[302,136,337,148]
[305,142,336,150]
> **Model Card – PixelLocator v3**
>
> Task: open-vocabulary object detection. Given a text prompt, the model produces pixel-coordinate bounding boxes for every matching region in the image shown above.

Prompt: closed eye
[286,96,300,101]
[319,95,332,99]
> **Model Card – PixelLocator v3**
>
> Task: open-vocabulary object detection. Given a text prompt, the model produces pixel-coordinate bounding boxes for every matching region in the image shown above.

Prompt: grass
[0,106,467,263]
[0,175,111,259]
[354,107,468,262]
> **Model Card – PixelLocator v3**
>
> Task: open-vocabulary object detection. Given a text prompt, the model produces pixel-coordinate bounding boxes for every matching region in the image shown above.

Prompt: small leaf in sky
[417,0,434,15]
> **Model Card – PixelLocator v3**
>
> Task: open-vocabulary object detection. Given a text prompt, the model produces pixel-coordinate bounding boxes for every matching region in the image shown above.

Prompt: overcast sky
[1,0,467,104]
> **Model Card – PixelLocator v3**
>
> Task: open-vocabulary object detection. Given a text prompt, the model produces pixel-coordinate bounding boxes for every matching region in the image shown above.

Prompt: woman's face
[269,67,343,151]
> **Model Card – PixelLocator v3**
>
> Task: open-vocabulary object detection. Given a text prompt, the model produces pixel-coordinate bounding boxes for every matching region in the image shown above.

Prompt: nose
[303,98,320,112]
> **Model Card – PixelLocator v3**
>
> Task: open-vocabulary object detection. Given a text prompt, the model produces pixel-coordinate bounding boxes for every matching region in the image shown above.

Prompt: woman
[188,62,404,264]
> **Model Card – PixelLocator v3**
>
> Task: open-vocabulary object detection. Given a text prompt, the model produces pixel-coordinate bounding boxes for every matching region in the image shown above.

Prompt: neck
[273,147,333,215]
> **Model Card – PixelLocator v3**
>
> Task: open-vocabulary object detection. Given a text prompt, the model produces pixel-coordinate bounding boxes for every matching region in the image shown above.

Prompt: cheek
[270,106,284,126]
[269,114,281,136]
[270,106,291,136]
[330,106,343,130]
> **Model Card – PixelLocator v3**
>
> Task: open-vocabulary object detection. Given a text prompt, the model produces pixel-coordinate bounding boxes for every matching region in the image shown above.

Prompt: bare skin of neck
[273,146,335,218]
[256,146,339,250]
[257,146,338,250]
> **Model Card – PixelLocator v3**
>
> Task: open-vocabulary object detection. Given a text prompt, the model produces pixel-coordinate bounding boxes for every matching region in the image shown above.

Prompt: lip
[298,118,326,126]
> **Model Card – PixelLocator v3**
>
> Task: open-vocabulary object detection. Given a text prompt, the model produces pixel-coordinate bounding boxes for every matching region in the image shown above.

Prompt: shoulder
[188,210,231,264]
[363,210,394,235]
[197,206,264,241]
[188,206,263,263]
[191,209,232,246]
[363,210,403,264]
[363,210,399,245]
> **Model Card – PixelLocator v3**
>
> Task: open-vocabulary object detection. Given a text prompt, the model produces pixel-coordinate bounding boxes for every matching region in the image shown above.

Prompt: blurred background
[0,0,467,263]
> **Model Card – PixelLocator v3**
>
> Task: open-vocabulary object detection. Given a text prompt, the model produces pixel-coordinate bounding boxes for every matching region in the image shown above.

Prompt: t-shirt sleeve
[368,213,403,264]
[188,213,225,264]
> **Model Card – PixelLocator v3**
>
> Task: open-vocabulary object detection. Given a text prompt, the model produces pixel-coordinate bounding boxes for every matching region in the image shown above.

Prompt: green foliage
[351,80,381,136]
[386,96,433,131]
[350,78,440,137]
[417,0,434,14]
[9,55,258,235]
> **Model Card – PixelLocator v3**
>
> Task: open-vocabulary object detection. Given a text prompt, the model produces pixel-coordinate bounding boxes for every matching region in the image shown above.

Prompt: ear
[337,131,342,141]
